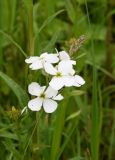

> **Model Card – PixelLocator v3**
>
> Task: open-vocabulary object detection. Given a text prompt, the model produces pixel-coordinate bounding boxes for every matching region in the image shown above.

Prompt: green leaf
[23,0,33,11]
[0,71,29,107]
[50,101,67,160]
[0,30,27,57]
[35,9,64,40]
[0,131,18,140]
[65,0,76,23]
[69,157,85,160]
[70,90,85,96]
[43,30,60,52]
[66,110,81,121]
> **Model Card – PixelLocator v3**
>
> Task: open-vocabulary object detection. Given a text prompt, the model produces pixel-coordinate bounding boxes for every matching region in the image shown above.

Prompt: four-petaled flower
[25,52,59,70]
[44,60,85,90]
[28,82,63,113]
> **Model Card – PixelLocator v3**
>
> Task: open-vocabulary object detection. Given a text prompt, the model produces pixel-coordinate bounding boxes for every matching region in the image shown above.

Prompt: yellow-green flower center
[40,93,46,98]
[56,72,62,77]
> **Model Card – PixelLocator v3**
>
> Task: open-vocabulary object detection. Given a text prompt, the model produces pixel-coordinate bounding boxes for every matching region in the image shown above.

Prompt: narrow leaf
[0,71,29,107]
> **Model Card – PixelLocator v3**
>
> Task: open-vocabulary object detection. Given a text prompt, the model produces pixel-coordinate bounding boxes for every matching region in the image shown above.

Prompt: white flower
[58,51,85,87]
[25,52,59,70]
[44,61,76,90]
[58,51,76,65]
[28,82,63,113]
[44,61,85,90]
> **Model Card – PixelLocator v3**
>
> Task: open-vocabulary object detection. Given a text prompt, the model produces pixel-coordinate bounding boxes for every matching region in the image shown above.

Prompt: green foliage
[0,71,29,107]
[0,0,115,159]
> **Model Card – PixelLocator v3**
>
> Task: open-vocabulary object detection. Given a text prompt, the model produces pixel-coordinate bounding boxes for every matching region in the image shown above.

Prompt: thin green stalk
[57,125,77,159]
[24,1,38,160]
[84,1,99,160]
[24,0,34,55]
[27,1,37,159]
[22,114,40,160]
[108,110,115,160]
[28,2,34,55]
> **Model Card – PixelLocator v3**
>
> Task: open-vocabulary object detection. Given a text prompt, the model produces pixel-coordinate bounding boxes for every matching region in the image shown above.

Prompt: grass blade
[85,1,99,160]
[35,9,64,40]
[0,30,27,57]
[0,71,29,107]
[50,101,67,160]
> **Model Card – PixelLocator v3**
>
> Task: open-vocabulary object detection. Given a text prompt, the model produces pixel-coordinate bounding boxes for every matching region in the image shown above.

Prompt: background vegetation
[0,0,115,160]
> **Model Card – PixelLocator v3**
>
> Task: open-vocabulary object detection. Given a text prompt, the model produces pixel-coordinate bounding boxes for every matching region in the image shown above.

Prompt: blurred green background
[0,0,115,160]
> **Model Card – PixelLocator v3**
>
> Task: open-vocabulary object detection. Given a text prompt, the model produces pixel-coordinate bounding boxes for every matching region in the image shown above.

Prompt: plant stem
[28,1,34,55]
[106,0,115,84]
[24,0,34,55]
[26,1,37,159]
[24,1,38,160]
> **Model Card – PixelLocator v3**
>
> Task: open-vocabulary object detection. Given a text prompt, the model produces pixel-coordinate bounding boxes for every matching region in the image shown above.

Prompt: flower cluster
[25,51,85,113]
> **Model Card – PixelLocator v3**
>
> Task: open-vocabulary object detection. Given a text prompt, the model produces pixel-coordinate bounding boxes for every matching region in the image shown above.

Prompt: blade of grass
[50,100,67,160]
[0,0,9,68]
[9,0,17,31]
[86,60,115,80]
[43,30,60,52]
[57,124,77,159]
[108,110,115,160]
[0,30,27,57]
[24,0,34,55]
[0,71,29,107]
[34,9,64,40]
[85,1,99,160]
[65,0,76,23]
[22,111,42,160]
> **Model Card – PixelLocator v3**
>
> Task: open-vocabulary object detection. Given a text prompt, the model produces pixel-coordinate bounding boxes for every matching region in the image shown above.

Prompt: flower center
[40,93,46,99]
[56,72,62,77]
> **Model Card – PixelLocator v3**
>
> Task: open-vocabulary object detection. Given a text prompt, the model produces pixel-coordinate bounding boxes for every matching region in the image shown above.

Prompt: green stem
[28,1,34,55]
[24,1,37,160]
[24,0,34,55]
[26,1,37,159]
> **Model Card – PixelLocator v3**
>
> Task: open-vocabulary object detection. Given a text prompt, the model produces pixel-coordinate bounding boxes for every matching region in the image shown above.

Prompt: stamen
[40,93,46,98]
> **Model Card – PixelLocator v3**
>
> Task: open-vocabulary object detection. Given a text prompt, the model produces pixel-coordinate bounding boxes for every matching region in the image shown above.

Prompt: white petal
[58,61,75,75]
[45,54,59,63]
[53,94,64,100]
[69,60,76,65]
[44,62,57,75]
[29,60,43,70]
[41,86,46,93]
[49,77,64,90]
[43,99,58,113]
[28,97,42,111]
[59,51,70,60]
[40,52,48,58]
[73,75,85,87]
[25,56,39,63]
[64,76,75,87]
[73,82,81,87]
[45,86,58,98]
[28,82,42,96]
